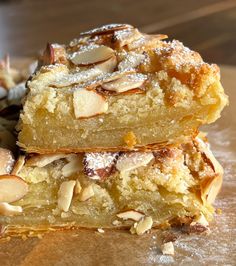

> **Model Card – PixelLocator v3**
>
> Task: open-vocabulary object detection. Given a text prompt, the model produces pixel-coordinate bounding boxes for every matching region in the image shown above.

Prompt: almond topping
[113,28,143,48]
[95,55,117,73]
[79,185,94,202]
[58,180,76,212]
[41,43,67,66]
[0,175,28,203]
[70,45,115,66]
[0,148,15,175]
[190,213,209,227]
[26,154,69,168]
[102,73,147,93]
[80,24,133,36]
[116,152,154,172]
[11,155,25,175]
[118,53,146,71]
[161,241,175,256]
[0,202,22,216]
[117,210,144,221]
[73,88,108,118]
[130,216,153,235]
[195,137,223,174]
[83,152,119,180]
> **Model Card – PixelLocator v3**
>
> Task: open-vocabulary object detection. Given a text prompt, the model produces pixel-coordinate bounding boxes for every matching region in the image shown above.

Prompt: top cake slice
[17,24,228,153]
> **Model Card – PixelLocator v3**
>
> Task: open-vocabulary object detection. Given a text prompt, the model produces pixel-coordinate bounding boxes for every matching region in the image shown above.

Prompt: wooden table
[0,0,236,65]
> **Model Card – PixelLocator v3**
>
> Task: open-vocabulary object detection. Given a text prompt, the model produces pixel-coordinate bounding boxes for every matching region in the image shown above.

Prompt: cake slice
[0,137,223,236]
[17,24,228,153]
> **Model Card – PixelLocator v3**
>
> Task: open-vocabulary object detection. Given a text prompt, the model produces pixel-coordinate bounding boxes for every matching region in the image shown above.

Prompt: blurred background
[0,0,236,65]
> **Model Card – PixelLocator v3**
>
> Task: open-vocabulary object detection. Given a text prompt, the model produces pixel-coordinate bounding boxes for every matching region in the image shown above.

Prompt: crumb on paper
[216,208,222,215]
[97,228,105,233]
[161,241,175,255]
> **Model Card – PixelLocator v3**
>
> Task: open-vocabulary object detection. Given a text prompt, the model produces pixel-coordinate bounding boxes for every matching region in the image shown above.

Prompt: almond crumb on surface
[130,216,153,235]
[112,220,121,226]
[216,208,222,215]
[97,228,105,233]
[123,131,137,148]
[161,241,175,255]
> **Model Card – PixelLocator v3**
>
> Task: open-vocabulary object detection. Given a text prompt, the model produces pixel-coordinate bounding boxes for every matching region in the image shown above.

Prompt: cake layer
[17,24,228,153]
[0,137,223,236]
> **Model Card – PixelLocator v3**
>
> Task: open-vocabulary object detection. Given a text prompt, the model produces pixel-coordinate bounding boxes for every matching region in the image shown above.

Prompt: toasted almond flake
[118,53,146,71]
[0,175,28,203]
[58,180,76,212]
[116,152,154,172]
[131,216,153,235]
[74,180,82,195]
[113,29,143,48]
[117,210,145,221]
[26,154,69,168]
[202,174,223,204]
[71,45,115,66]
[95,55,117,73]
[73,88,108,118]
[80,24,133,36]
[52,68,103,87]
[195,137,223,174]
[79,185,94,201]
[11,155,25,175]
[102,73,147,93]
[41,43,67,65]
[97,228,105,233]
[0,202,22,216]
[0,148,15,175]
[161,241,175,256]
[62,155,82,177]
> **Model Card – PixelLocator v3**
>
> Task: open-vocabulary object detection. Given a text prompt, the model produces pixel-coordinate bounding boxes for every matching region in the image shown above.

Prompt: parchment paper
[0,64,235,266]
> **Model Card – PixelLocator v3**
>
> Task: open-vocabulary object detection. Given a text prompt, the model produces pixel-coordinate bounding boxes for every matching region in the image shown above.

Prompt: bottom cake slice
[0,137,222,236]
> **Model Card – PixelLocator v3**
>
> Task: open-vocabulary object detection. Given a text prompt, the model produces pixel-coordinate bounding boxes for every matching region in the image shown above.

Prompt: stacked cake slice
[0,24,228,236]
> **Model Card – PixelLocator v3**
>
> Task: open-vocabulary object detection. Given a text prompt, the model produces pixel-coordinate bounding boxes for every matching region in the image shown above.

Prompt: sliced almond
[0,175,28,203]
[201,174,223,204]
[95,55,117,73]
[117,210,144,221]
[62,155,83,177]
[70,45,115,66]
[113,28,143,48]
[79,185,94,202]
[116,152,154,172]
[73,88,108,118]
[52,68,103,88]
[127,34,168,50]
[118,53,146,71]
[83,152,119,180]
[80,24,133,36]
[11,155,25,175]
[58,180,76,212]
[0,148,15,175]
[26,154,69,168]
[41,43,67,65]
[131,216,153,235]
[195,137,223,175]
[102,73,147,93]
[161,241,175,256]
[0,202,22,216]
